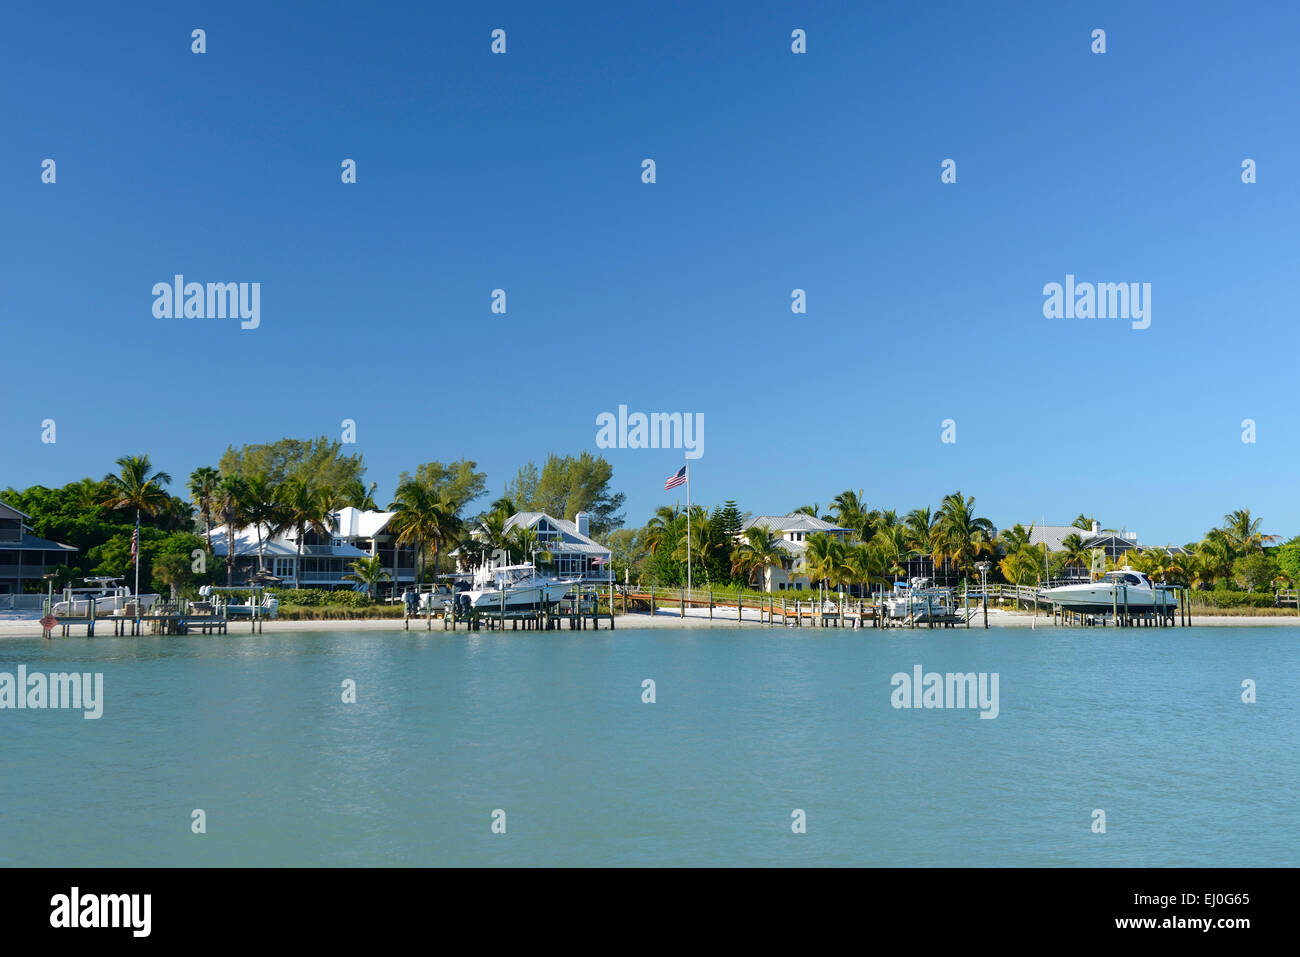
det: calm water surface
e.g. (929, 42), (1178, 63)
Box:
(1, 626), (1296, 866)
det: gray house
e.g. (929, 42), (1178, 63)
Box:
(0, 499), (77, 594)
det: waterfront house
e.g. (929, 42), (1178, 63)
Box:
(209, 507), (416, 594)
(1027, 521), (1142, 578)
(458, 511), (613, 582)
(739, 514), (853, 592)
(0, 499), (77, 595)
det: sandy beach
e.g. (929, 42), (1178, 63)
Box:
(2, 607), (1297, 637)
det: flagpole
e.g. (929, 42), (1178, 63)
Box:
(685, 463), (691, 600)
(133, 508), (141, 624)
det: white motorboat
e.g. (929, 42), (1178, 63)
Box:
(51, 577), (161, 617)
(1044, 568), (1178, 613)
(460, 563), (578, 611)
(884, 578), (956, 620)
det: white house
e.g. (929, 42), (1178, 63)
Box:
(738, 514), (852, 592)
(210, 507), (416, 593)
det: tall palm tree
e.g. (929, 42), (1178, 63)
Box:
(339, 479), (379, 510)
(241, 474), (283, 572)
(930, 491), (995, 584)
(872, 523), (912, 581)
(188, 466), (221, 552)
(279, 478), (336, 589)
(389, 480), (446, 588)
(843, 542), (882, 597)
(731, 527), (787, 591)
(1220, 509), (1277, 556)
(1072, 514), (1097, 530)
(830, 489), (872, 542)
(101, 455), (174, 595)
(216, 474), (248, 586)
(804, 532), (848, 592)
(101, 454), (173, 519)
(903, 507), (937, 558)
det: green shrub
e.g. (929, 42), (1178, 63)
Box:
(273, 588), (373, 608)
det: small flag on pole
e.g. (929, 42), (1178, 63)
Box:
(664, 466), (687, 491)
(592, 555), (608, 566)
(130, 524), (139, 562)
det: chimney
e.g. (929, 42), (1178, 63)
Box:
(1091, 520), (1100, 535)
(575, 512), (591, 538)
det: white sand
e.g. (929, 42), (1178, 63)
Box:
(2, 606), (1297, 637)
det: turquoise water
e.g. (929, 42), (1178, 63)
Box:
(1, 626), (1296, 866)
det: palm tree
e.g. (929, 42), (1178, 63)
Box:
(830, 489), (873, 542)
(872, 523), (912, 581)
(339, 479), (379, 510)
(731, 527), (787, 591)
(1059, 532), (1091, 578)
(240, 474), (283, 572)
(1195, 529), (1235, 586)
(188, 466), (221, 552)
(903, 507), (937, 558)
(343, 555), (390, 600)
(215, 474), (248, 586)
(671, 506), (716, 584)
(389, 480), (454, 588)
(792, 503), (823, 519)
(999, 546), (1039, 610)
(101, 454), (174, 595)
(843, 542), (882, 597)
(644, 505), (681, 556)
(279, 478), (336, 589)
(804, 532), (848, 592)
(1220, 509), (1278, 556)
(152, 551), (194, 600)
(101, 454), (173, 519)
(1072, 514), (1097, 531)
(930, 491), (995, 584)
(509, 525), (543, 566)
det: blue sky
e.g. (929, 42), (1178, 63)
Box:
(2, 1), (1297, 545)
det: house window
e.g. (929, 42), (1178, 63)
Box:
(274, 558), (294, 579)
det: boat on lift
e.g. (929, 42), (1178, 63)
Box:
(1044, 568), (1178, 612)
(458, 563), (579, 612)
(51, 577), (161, 617)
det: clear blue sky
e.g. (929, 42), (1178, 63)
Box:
(3, 1), (1297, 546)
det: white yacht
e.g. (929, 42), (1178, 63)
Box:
(51, 577), (161, 616)
(1045, 568), (1178, 612)
(460, 563), (578, 611)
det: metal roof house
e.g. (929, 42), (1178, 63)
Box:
(209, 507), (415, 593)
(739, 514), (852, 592)
(1026, 521), (1142, 561)
(0, 499), (77, 595)
(458, 511), (612, 582)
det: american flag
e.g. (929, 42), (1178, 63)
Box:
(130, 524), (139, 562)
(592, 555), (608, 566)
(664, 466), (687, 490)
